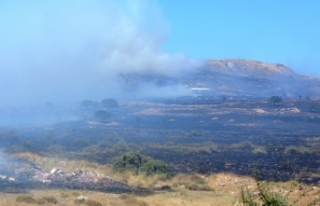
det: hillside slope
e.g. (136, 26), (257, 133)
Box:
(205, 59), (294, 78)
(121, 59), (320, 98)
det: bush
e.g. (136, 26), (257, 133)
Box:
(141, 159), (171, 176)
(241, 167), (289, 206)
(43, 196), (58, 204)
(240, 182), (288, 206)
(16, 195), (36, 204)
(112, 152), (171, 177)
(240, 186), (259, 206)
(101, 98), (119, 108)
(80, 99), (93, 108)
(94, 110), (113, 122)
(268, 96), (282, 106)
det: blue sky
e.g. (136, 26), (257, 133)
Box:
(0, 0), (319, 106)
(160, 1), (320, 76)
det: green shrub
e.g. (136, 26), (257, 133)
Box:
(240, 182), (288, 206)
(257, 181), (288, 206)
(141, 159), (171, 176)
(112, 152), (171, 177)
(240, 186), (259, 206)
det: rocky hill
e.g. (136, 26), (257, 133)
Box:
(205, 59), (295, 78)
(121, 59), (320, 98)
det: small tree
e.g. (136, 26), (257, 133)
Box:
(101, 98), (119, 108)
(268, 96), (282, 106)
(112, 152), (171, 177)
(94, 110), (113, 122)
(81, 100), (94, 108)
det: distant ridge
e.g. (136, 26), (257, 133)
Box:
(120, 59), (320, 97)
(204, 59), (295, 78)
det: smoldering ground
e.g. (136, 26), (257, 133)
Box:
(0, 0), (201, 108)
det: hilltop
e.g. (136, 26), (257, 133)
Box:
(205, 59), (295, 78)
(121, 59), (320, 98)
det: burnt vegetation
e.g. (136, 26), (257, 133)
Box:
(0, 95), (320, 204)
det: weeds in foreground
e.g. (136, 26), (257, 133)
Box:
(240, 187), (259, 206)
(240, 167), (320, 206)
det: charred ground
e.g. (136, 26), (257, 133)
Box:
(0, 60), (320, 204)
(1, 95), (319, 186)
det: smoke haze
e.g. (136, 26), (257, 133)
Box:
(0, 0), (200, 107)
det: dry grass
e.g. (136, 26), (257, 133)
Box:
(0, 177), (319, 206)
(3, 152), (319, 206)
(10, 152), (113, 174)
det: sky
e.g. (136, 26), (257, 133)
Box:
(160, 1), (320, 76)
(0, 0), (320, 106)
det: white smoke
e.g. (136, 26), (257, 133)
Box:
(0, 0), (201, 106)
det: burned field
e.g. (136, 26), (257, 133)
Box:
(0, 96), (320, 194)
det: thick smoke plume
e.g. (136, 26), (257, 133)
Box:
(0, 0), (200, 107)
